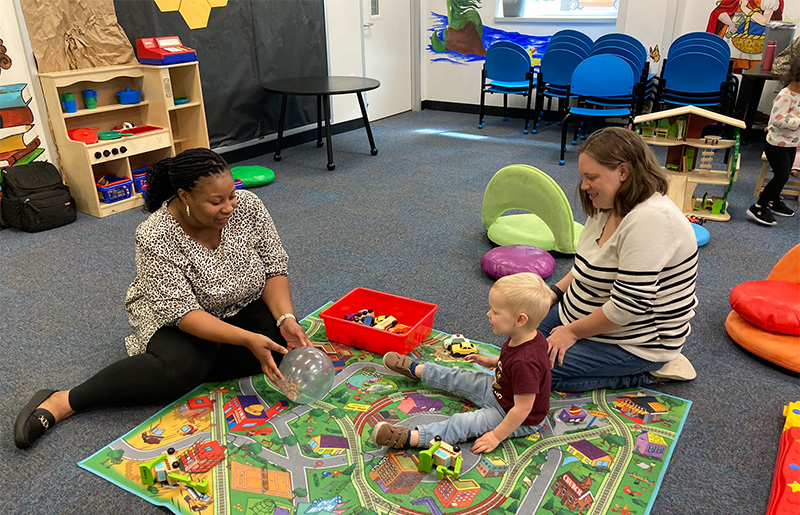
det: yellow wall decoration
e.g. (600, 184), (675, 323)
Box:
(153, 0), (228, 29)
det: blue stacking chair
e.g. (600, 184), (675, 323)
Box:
(529, 30), (592, 133)
(657, 32), (735, 113)
(590, 34), (652, 113)
(659, 52), (733, 112)
(594, 33), (648, 68)
(531, 48), (587, 133)
(478, 41), (536, 133)
(586, 46), (647, 115)
(670, 31), (730, 58)
(560, 54), (637, 165)
(550, 29), (593, 54)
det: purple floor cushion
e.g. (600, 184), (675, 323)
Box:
(481, 245), (556, 279)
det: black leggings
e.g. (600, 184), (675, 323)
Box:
(761, 143), (796, 205)
(69, 300), (286, 412)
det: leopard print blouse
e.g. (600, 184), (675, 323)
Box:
(123, 190), (288, 356)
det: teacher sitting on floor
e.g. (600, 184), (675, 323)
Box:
(542, 127), (699, 392)
(15, 148), (311, 450)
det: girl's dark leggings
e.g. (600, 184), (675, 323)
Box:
(761, 143), (797, 205)
(69, 300), (286, 411)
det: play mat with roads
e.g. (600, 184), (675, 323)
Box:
(80, 305), (691, 515)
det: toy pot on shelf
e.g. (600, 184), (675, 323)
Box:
(67, 127), (99, 144)
(116, 87), (143, 105)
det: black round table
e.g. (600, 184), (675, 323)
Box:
(264, 76), (381, 171)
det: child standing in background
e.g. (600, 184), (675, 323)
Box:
(747, 46), (800, 226)
(371, 273), (552, 454)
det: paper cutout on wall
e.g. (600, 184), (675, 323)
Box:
(154, 0), (229, 30)
(0, 83), (42, 169)
(0, 38), (11, 76)
(428, 11), (550, 72)
(706, 0), (785, 72)
(0, 27), (45, 169)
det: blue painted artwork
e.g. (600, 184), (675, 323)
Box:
(428, 11), (551, 69)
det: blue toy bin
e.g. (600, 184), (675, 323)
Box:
(116, 87), (143, 105)
(131, 166), (150, 193)
(96, 175), (133, 203)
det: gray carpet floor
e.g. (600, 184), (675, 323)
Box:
(2, 109), (798, 514)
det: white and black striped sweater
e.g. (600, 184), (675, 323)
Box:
(559, 193), (699, 363)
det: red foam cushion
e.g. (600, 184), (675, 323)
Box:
(729, 280), (800, 336)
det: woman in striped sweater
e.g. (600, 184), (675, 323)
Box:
(542, 127), (699, 392)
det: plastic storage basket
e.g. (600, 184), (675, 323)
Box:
(320, 287), (438, 355)
(96, 176), (133, 203)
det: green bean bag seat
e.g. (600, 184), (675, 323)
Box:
(481, 164), (583, 254)
(231, 165), (275, 187)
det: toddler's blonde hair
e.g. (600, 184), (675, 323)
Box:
(492, 272), (551, 327)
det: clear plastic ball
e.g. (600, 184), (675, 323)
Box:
(276, 347), (335, 404)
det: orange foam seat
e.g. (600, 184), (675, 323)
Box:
(725, 311), (800, 373)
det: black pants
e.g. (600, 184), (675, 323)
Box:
(69, 300), (286, 411)
(761, 143), (796, 205)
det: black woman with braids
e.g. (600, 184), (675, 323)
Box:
(15, 148), (311, 449)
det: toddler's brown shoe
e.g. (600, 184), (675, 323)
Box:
(372, 421), (411, 449)
(383, 351), (419, 381)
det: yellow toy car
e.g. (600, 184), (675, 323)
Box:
(443, 334), (477, 357)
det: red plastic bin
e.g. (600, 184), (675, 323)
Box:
(320, 287), (438, 355)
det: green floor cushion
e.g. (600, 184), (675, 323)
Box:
(487, 214), (583, 251)
(231, 165), (275, 187)
(481, 164), (583, 254)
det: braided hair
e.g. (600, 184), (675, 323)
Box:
(144, 148), (230, 212)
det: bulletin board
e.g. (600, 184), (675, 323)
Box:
(114, 0), (328, 149)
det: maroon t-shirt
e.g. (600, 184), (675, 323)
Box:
(491, 331), (551, 426)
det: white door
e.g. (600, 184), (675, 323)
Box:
(361, 0), (413, 120)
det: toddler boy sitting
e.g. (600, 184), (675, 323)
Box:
(372, 273), (552, 454)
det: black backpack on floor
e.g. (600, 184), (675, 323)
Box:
(1, 162), (77, 232)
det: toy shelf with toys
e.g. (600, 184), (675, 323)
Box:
(634, 106), (746, 222)
(38, 62), (209, 218)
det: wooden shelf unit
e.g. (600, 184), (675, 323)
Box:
(39, 62), (209, 218)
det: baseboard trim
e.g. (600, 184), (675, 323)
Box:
(222, 118), (366, 165)
(421, 100), (532, 120)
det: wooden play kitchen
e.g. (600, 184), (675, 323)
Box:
(39, 62), (209, 217)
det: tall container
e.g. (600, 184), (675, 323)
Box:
(763, 21), (796, 63)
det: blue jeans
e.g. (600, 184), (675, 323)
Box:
(539, 304), (666, 392)
(415, 363), (543, 447)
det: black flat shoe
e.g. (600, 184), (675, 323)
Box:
(14, 389), (57, 449)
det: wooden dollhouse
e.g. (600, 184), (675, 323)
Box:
(634, 106), (746, 222)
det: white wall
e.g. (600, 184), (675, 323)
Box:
(616, 0), (679, 75)
(325, 0), (366, 123)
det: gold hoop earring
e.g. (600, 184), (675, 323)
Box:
(185, 203), (191, 218)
